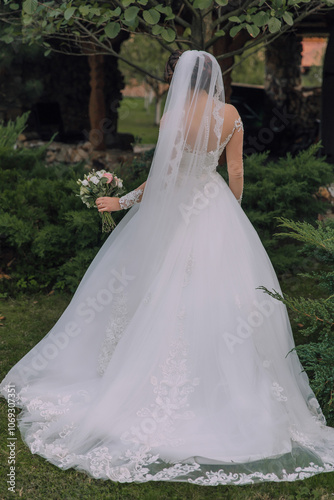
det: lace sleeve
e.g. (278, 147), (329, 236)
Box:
(119, 184), (145, 210)
(226, 116), (244, 205)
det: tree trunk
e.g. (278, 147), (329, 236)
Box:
(264, 33), (304, 155)
(321, 13), (334, 163)
(88, 53), (106, 151)
(213, 31), (250, 103)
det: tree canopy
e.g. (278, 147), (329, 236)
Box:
(1, 0), (333, 80)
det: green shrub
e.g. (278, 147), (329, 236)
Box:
(0, 112), (30, 153)
(218, 144), (333, 273)
(261, 218), (334, 426)
(1, 112), (333, 295)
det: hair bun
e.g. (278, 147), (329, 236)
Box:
(164, 50), (184, 84)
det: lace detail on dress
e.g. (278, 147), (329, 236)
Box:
(119, 188), (144, 210)
(212, 93), (224, 140)
(271, 382), (288, 402)
(6, 385), (334, 484)
(121, 306), (200, 448)
(183, 254), (195, 287)
(188, 463), (334, 486)
(97, 293), (128, 375)
(218, 116), (243, 155)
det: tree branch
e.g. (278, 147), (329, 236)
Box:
(75, 20), (165, 81)
(182, 0), (200, 19)
(214, 1), (324, 61)
(212, 0), (256, 29)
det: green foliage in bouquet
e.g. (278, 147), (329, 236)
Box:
(260, 218), (334, 426)
(218, 144), (334, 273)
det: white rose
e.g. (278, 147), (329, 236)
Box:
(117, 179), (123, 188)
(90, 176), (99, 185)
(97, 170), (105, 177)
(82, 179), (89, 186)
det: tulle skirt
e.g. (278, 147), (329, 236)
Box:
(1, 172), (334, 485)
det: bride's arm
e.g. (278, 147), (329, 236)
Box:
(225, 115), (244, 204)
(96, 181), (146, 212)
(119, 181), (146, 209)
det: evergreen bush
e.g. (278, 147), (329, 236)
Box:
(0, 114), (333, 295)
(261, 217), (334, 426)
(218, 144), (333, 273)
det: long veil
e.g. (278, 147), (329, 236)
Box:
(0, 50), (226, 388)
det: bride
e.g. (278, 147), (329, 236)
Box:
(1, 50), (334, 485)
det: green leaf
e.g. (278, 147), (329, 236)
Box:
(252, 11), (270, 26)
(78, 5), (91, 16)
(44, 49), (52, 56)
(142, 8), (160, 25)
(193, 0), (212, 8)
(152, 24), (163, 35)
(246, 24), (260, 38)
(122, 0), (135, 6)
(229, 16), (241, 23)
(268, 17), (282, 33)
(47, 8), (61, 18)
(155, 4), (168, 13)
(183, 27), (192, 38)
(124, 6), (140, 22)
(9, 3), (20, 10)
(105, 22), (121, 38)
(113, 7), (122, 16)
(0, 34), (14, 44)
(89, 8), (101, 17)
(64, 7), (76, 21)
(283, 11), (294, 25)
(229, 24), (243, 37)
(122, 16), (139, 28)
(22, 14), (33, 25)
(215, 0), (228, 6)
(22, 0), (37, 15)
(215, 29), (225, 37)
(154, 5), (174, 19)
(137, 0), (148, 4)
(161, 27), (176, 43)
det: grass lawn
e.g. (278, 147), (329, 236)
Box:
(118, 97), (161, 144)
(0, 293), (334, 499)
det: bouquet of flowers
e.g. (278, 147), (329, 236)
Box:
(77, 169), (124, 232)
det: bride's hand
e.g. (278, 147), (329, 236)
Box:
(96, 197), (121, 212)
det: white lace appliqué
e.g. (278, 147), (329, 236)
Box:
(271, 382), (288, 402)
(5, 380), (334, 484)
(183, 254), (195, 287)
(119, 187), (144, 210)
(97, 293), (128, 375)
(218, 116), (244, 155)
(121, 306), (200, 448)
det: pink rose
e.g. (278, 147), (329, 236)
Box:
(103, 173), (113, 183)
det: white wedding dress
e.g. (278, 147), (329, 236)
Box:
(1, 51), (334, 486)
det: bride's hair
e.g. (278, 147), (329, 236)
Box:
(164, 50), (213, 92)
(164, 50), (184, 84)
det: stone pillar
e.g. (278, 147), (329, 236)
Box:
(88, 53), (106, 150)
